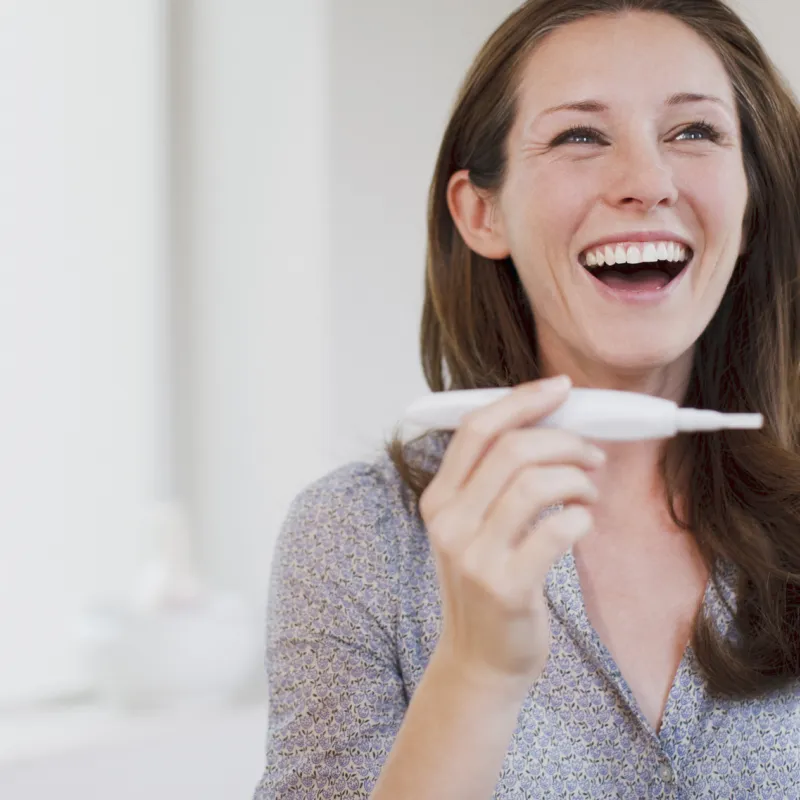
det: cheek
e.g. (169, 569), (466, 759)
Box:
(680, 159), (748, 253)
(503, 168), (594, 260)
(681, 170), (748, 318)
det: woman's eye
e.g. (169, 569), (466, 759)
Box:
(674, 122), (721, 142)
(551, 127), (605, 146)
(549, 122), (722, 148)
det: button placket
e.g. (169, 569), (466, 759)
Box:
(658, 762), (674, 783)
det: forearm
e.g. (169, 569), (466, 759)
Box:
(369, 650), (528, 800)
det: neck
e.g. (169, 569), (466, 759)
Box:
(588, 438), (669, 517)
(579, 437), (696, 556)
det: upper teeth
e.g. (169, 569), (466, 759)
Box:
(582, 241), (690, 268)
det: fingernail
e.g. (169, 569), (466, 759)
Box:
(542, 375), (571, 392)
(589, 447), (606, 466)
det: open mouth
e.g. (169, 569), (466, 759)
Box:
(579, 241), (693, 291)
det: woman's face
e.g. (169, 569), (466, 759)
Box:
(494, 12), (749, 393)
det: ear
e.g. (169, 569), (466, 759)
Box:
(446, 169), (511, 260)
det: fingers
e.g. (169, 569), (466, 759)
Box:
(417, 379), (605, 683)
(459, 465), (598, 575)
(456, 428), (605, 527)
(462, 506), (595, 615)
(513, 505), (594, 588)
(421, 376), (573, 519)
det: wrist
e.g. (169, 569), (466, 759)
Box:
(427, 644), (533, 710)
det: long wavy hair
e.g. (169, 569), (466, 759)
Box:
(385, 0), (800, 700)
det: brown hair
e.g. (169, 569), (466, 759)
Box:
(386, 0), (800, 699)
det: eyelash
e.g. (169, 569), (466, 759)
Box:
(551, 121), (723, 147)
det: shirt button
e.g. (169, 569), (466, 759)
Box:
(658, 763), (674, 782)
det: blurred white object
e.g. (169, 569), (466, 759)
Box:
(77, 501), (259, 710)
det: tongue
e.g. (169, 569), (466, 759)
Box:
(597, 268), (671, 291)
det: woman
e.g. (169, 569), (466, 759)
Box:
(255, 0), (800, 797)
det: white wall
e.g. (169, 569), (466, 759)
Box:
(178, 0), (522, 612)
(173, 0), (330, 613)
(0, 0), (165, 705)
(730, 0), (800, 85)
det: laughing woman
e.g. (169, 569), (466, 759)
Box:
(255, 1), (800, 798)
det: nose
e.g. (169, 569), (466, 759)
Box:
(604, 142), (678, 212)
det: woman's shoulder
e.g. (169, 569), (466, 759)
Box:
(273, 431), (450, 563)
(268, 431), (450, 613)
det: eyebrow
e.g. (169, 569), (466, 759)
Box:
(666, 92), (732, 112)
(535, 92), (733, 120)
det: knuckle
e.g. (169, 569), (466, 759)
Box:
(423, 502), (448, 538)
(418, 486), (436, 521)
(521, 467), (543, 497)
(562, 463), (585, 481)
(426, 507), (471, 558)
(513, 467), (542, 504)
(430, 530), (458, 560)
(461, 412), (493, 441)
(541, 427), (579, 449)
(497, 431), (528, 464)
(562, 430), (589, 450)
(528, 464), (562, 493)
(538, 429), (594, 461)
(427, 518), (455, 553)
(577, 471), (599, 499)
(562, 465), (597, 494)
(581, 438), (602, 457)
(559, 428), (582, 444)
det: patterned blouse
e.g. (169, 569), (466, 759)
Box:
(254, 432), (800, 799)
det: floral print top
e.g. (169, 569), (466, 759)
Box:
(254, 433), (800, 799)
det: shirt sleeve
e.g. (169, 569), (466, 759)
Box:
(253, 462), (408, 800)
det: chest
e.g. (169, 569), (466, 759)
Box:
(574, 542), (710, 732)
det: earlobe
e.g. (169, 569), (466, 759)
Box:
(446, 169), (511, 260)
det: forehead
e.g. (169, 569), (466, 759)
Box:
(516, 11), (736, 116)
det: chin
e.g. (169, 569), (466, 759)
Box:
(586, 339), (691, 376)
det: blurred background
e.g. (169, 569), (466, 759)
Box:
(0, 0), (796, 797)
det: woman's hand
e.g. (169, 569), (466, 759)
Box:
(419, 375), (606, 695)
